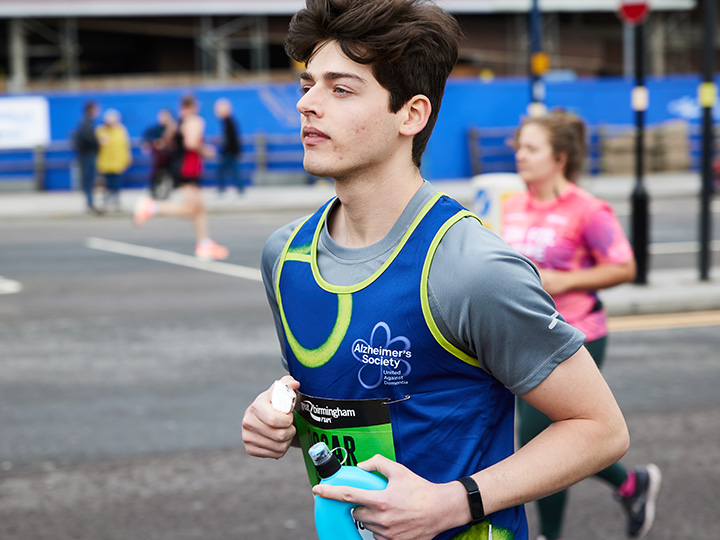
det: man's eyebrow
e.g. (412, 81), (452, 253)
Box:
(300, 71), (367, 84)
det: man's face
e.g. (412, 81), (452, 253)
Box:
(296, 41), (404, 180)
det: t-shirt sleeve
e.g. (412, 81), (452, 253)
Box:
(582, 202), (635, 265)
(427, 216), (586, 395)
(261, 217), (306, 369)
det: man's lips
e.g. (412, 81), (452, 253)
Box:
(302, 127), (329, 144)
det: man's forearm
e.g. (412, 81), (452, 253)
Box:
(472, 415), (628, 516)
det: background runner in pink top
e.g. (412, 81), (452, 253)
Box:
(501, 110), (661, 540)
(503, 182), (633, 341)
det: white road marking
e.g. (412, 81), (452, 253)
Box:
(86, 237), (262, 282)
(0, 276), (23, 295)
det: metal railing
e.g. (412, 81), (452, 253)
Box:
(468, 121), (712, 177)
(0, 132), (307, 190)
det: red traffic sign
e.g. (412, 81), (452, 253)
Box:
(619, 1), (650, 25)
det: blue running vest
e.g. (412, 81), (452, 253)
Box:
(277, 192), (527, 540)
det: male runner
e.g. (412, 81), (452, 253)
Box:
(242, 2), (629, 539)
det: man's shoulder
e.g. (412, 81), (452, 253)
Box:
(430, 213), (536, 291)
(439, 212), (509, 254)
(262, 216), (308, 262)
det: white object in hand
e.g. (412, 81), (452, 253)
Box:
(271, 380), (296, 413)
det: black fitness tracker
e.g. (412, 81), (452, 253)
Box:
(457, 476), (486, 525)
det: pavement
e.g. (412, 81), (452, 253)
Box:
(1, 171), (718, 317)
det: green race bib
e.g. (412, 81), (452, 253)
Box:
(294, 392), (396, 486)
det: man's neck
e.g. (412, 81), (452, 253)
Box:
(328, 167), (424, 248)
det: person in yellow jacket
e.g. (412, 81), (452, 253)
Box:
(96, 109), (132, 212)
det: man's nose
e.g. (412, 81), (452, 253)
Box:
(297, 87), (320, 117)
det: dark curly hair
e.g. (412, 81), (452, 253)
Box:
(285, 0), (462, 168)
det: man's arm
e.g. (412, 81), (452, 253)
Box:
(314, 346), (629, 540)
(469, 345), (628, 514)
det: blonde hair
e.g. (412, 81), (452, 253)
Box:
(103, 109), (121, 124)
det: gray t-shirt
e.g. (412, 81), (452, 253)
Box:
(261, 181), (585, 395)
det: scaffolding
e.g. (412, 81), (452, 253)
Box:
(196, 16), (269, 82)
(8, 18), (80, 92)
(3, 2), (707, 92)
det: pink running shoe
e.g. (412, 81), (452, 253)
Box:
(195, 240), (229, 261)
(134, 197), (156, 227)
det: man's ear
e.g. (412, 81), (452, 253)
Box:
(399, 95), (432, 137)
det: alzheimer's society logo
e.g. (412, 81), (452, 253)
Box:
(351, 322), (412, 389)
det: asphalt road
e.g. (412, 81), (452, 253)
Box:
(1, 206), (719, 540)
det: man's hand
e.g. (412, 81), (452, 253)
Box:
(242, 375), (300, 459)
(312, 455), (468, 540)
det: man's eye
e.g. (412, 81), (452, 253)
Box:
(334, 87), (350, 95)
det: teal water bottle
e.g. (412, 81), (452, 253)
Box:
(309, 441), (388, 540)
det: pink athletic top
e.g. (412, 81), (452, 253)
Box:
(502, 183), (634, 341)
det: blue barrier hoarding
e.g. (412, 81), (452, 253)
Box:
(0, 74), (714, 189)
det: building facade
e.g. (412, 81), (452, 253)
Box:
(0, 0), (709, 92)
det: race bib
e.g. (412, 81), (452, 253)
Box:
(294, 392), (498, 540)
(294, 391), (396, 486)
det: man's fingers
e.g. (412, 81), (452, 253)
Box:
(244, 440), (293, 459)
(351, 506), (388, 534)
(277, 375), (300, 391)
(241, 384), (298, 459)
(242, 412), (296, 442)
(357, 454), (403, 478)
(242, 421), (296, 458)
(312, 484), (382, 508)
(311, 454), (399, 501)
(246, 397), (294, 429)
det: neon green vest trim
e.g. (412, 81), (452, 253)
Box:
(311, 192), (443, 294)
(276, 192), (456, 369)
(275, 212), (350, 368)
(283, 292), (353, 368)
(420, 209), (484, 369)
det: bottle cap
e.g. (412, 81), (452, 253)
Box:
(270, 380), (296, 413)
(308, 441), (341, 478)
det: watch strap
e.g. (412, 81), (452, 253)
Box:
(457, 476), (485, 525)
